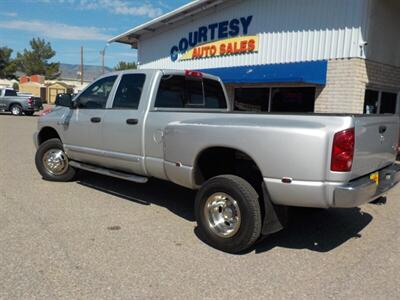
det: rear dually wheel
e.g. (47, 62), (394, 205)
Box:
(195, 175), (262, 253)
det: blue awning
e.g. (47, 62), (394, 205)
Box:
(199, 60), (327, 85)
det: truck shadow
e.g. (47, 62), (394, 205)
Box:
(76, 171), (196, 222)
(252, 207), (372, 254)
(76, 171), (373, 254)
(0, 112), (39, 117)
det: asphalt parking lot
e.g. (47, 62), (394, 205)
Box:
(1, 113), (400, 299)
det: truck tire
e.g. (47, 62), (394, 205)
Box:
(195, 175), (262, 253)
(35, 138), (76, 182)
(10, 104), (22, 116)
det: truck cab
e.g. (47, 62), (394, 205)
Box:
(36, 69), (229, 178)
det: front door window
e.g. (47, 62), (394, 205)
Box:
(76, 75), (117, 109)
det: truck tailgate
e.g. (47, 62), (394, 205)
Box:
(32, 97), (43, 109)
(351, 115), (399, 179)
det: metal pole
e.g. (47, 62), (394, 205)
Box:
(80, 46), (84, 85)
(101, 44), (109, 75)
(101, 50), (105, 74)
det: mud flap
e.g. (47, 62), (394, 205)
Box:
(261, 182), (286, 235)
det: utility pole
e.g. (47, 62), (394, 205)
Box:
(100, 49), (105, 74)
(100, 44), (109, 74)
(80, 46), (84, 85)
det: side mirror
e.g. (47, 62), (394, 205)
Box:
(55, 94), (73, 108)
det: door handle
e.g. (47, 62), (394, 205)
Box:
(126, 118), (139, 125)
(90, 117), (101, 123)
(379, 125), (387, 134)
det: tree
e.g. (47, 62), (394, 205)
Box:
(16, 38), (60, 79)
(0, 47), (17, 79)
(12, 82), (19, 91)
(114, 61), (137, 71)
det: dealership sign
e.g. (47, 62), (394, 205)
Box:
(180, 36), (258, 61)
(170, 15), (253, 61)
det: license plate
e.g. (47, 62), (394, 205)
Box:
(370, 172), (379, 185)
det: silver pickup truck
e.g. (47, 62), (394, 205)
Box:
(33, 69), (400, 253)
(0, 88), (43, 116)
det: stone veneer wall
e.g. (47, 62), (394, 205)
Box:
(315, 58), (400, 113)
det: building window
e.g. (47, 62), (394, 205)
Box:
(380, 92), (397, 114)
(270, 87), (315, 113)
(364, 90), (379, 114)
(234, 88), (270, 112)
(234, 87), (315, 113)
(364, 89), (398, 114)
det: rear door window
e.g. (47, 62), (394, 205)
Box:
(113, 74), (146, 109)
(155, 75), (227, 109)
(4, 89), (17, 96)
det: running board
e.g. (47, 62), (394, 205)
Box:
(69, 161), (148, 183)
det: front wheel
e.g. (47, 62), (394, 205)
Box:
(35, 138), (76, 181)
(195, 175), (262, 253)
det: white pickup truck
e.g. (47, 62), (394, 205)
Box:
(34, 69), (400, 253)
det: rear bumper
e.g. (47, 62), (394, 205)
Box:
(333, 164), (400, 208)
(264, 163), (400, 208)
(25, 105), (43, 112)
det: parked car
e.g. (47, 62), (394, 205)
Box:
(0, 88), (43, 116)
(33, 69), (400, 253)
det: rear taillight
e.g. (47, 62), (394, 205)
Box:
(27, 97), (33, 105)
(331, 128), (355, 172)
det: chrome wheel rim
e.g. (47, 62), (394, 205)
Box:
(42, 149), (69, 175)
(204, 192), (241, 238)
(11, 106), (21, 115)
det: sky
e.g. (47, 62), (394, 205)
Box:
(0, 0), (190, 68)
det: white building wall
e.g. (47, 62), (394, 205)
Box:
(138, 0), (368, 70)
(366, 0), (400, 67)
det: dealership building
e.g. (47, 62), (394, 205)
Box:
(110, 0), (400, 114)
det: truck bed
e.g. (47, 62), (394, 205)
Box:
(163, 113), (398, 208)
